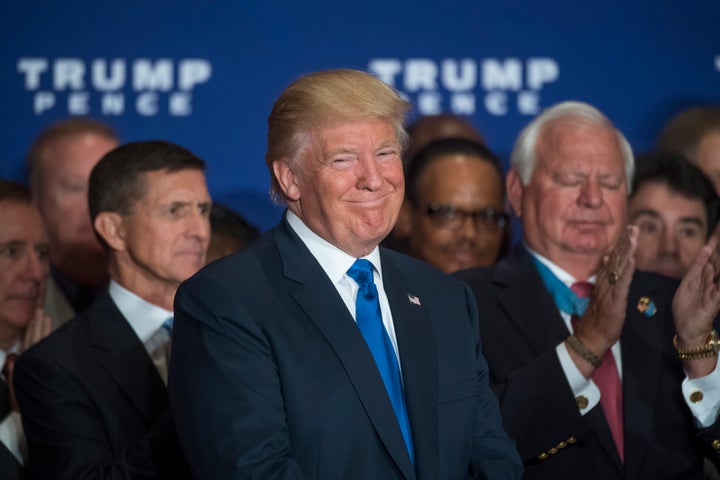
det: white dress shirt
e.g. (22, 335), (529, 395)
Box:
(286, 211), (402, 365)
(108, 280), (173, 356)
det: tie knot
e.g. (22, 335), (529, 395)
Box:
(347, 259), (375, 287)
(571, 281), (594, 299)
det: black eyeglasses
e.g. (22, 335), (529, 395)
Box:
(424, 203), (509, 232)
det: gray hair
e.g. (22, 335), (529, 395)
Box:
(510, 101), (634, 191)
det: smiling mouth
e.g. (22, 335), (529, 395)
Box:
(351, 195), (392, 207)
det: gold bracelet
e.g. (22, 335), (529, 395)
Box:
(673, 330), (720, 360)
(566, 335), (602, 368)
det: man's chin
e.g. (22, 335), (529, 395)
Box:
(646, 263), (685, 279)
(563, 242), (610, 257)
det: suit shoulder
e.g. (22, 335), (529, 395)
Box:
(382, 248), (463, 285)
(453, 264), (500, 292)
(183, 235), (272, 287)
(380, 249), (476, 306)
(17, 310), (91, 369)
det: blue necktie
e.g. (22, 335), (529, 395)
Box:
(163, 317), (174, 335)
(347, 259), (414, 464)
(530, 255), (589, 316)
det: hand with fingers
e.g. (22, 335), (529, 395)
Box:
(672, 238), (720, 378)
(567, 225), (638, 378)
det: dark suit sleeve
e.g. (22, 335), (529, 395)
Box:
(463, 284), (524, 479)
(169, 273), (308, 479)
(492, 348), (586, 461)
(13, 351), (185, 480)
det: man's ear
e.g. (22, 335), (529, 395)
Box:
(394, 201), (413, 239)
(506, 168), (524, 218)
(273, 159), (301, 202)
(94, 212), (126, 252)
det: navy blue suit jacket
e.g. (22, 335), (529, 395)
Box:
(13, 292), (190, 479)
(169, 218), (523, 479)
(455, 246), (719, 480)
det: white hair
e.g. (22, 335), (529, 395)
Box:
(510, 101), (634, 191)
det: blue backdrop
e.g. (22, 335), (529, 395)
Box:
(3, 1), (719, 230)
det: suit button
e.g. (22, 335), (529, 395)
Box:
(690, 391), (704, 403)
(557, 441), (567, 449)
(567, 437), (578, 444)
(548, 447), (558, 455)
(538, 453), (549, 460)
(576, 395), (589, 409)
(712, 439), (720, 450)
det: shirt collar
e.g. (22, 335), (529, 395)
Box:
(286, 210), (383, 284)
(525, 244), (596, 287)
(108, 280), (173, 343)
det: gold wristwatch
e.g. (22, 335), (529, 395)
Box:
(673, 330), (720, 360)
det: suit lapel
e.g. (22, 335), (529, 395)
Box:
(381, 251), (438, 480)
(494, 248), (571, 353)
(88, 292), (168, 421)
(275, 221), (416, 480)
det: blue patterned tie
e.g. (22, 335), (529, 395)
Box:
(347, 259), (414, 463)
(163, 317), (174, 335)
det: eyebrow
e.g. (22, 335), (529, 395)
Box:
(0, 240), (26, 247)
(325, 141), (400, 159)
(677, 217), (705, 227)
(629, 209), (661, 221)
(630, 209), (705, 227)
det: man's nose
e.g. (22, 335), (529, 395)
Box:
(578, 180), (603, 208)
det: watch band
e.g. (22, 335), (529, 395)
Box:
(566, 334), (603, 368)
(673, 330), (720, 360)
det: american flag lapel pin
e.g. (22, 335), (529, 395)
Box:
(407, 293), (421, 306)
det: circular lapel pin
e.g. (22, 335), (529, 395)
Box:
(637, 296), (656, 317)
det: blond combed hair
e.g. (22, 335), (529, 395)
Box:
(266, 69), (410, 203)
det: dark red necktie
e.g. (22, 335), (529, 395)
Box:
(571, 282), (624, 462)
(1, 353), (17, 380)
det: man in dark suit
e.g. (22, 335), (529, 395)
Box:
(0, 180), (52, 480)
(169, 69), (523, 479)
(14, 141), (212, 479)
(455, 101), (720, 479)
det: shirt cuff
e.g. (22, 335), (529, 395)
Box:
(0, 411), (25, 464)
(682, 358), (720, 428)
(557, 341), (600, 415)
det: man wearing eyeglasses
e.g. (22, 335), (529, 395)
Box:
(394, 138), (509, 273)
